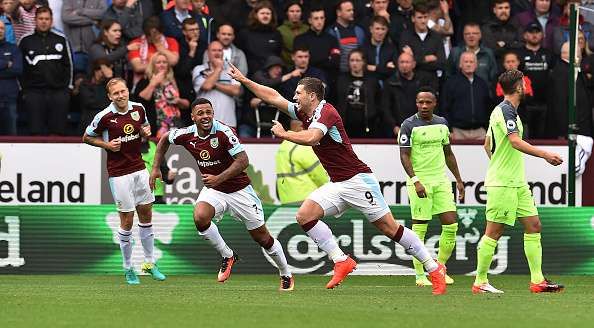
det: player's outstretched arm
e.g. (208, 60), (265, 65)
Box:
(484, 135), (492, 159)
(400, 147), (427, 198)
(507, 133), (563, 166)
(227, 62), (290, 114)
(82, 132), (120, 152)
(271, 120), (324, 146)
(444, 145), (465, 201)
(202, 151), (249, 188)
(150, 133), (171, 190)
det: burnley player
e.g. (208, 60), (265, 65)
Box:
(398, 87), (464, 287)
(228, 64), (447, 294)
(83, 78), (166, 285)
(150, 98), (294, 291)
(473, 70), (564, 294)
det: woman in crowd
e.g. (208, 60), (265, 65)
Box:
(89, 19), (134, 81)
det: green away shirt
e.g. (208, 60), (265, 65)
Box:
(398, 114), (450, 184)
(485, 100), (526, 187)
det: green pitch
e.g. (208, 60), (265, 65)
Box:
(1, 275), (592, 327)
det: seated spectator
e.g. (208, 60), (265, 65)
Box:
(12, 0), (39, 43)
(381, 52), (433, 137)
(553, 0), (594, 55)
(203, 24), (248, 76)
(0, 19), (21, 135)
(447, 22), (498, 89)
(77, 58), (112, 133)
(280, 47), (327, 99)
(0, 0), (17, 44)
(481, 0), (522, 65)
(192, 40), (241, 127)
(327, 0), (366, 73)
(102, 0), (143, 42)
(293, 7), (340, 99)
(427, 0), (453, 58)
(61, 0), (107, 74)
(135, 51), (189, 138)
(336, 49), (380, 138)
(362, 15), (396, 85)
(440, 51), (492, 140)
(19, 6), (73, 136)
(128, 16), (179, 85)
(517, 21), (555, 139)
(512, 0), (559, 50)
(89, 19), (133, 81)
(277, 0), (308, 65)
(174, 17), (204, 126)
(399, 3), (445, 91)
(237, 1), (282, 74)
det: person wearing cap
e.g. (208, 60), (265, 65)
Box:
(275, 120), (329, 204)
(512, 0), (559, 50)
(517, 21), (555, 139)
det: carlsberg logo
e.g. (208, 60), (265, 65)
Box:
(263, 208), (509, 275)
(0, 216), (25, 267)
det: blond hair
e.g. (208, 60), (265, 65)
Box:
(105, 77), (127, 94)
(145, 52), (175, 83)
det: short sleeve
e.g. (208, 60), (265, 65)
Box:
(398, 121), (412, 147)
(441, 118), (450, 145)
(309, 107), (338, 135)
(287, 102), (299, 120)
(85, 112), (105, 137)
(501, 106), (519, 135)
(168, 128), (185, 144)
(223, 128), (244, 156)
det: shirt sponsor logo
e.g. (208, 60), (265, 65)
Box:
(200, 150), (210, 160)
(197, 160), (222, 167)
(123, 124), (134, 134)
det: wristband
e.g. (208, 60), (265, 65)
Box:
(411, 176), (419, 183)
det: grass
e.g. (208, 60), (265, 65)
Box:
(1, 275), (592, 328)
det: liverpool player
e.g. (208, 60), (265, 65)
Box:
(150, 98), (294, 291)
(83, 78), (166, 285)
(228, 64), (447, 294)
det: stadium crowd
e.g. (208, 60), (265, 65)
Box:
(0, 0), (593, 142)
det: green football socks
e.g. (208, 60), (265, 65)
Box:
(411, 223), (428, 276)
(475, 235), (498, 284)
(524, 233), (545, 284)
(438, 223), (458, 265)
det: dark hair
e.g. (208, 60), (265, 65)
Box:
(413, 3), (430, 15)
(348, 48), (366, 63)
(91, 58), (112, 72)
(247, 1), (277, 29)
(96, 19), (121, 44)
(309, 6), (325, 18)
(182, 17), (198, 29)
(416, 86), (437, 98)
(335, 0), (353, 12)
(292, 45), (310, 53)
(297, 77), (325, 101)
(217, 23), (234, 33)
(498, 69), (524, 95)
(35, 5), (52, 17)
(464, 21), (481, 29)
(284, 0), (302, 13)
(370, 15), (389, 28)
(191, 97), (214, 110)
(492, 0), (510, 7)
(143, 16), (163, 36)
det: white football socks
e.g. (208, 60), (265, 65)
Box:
(138, 223), (155, 263)
(198, 222), (234, 258)
(117, 228), (132, 270)
(305, 220), (347, 263)
(265, 238), (291, 277)
(397, 226), (438, 273)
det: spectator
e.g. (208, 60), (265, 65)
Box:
(203, 24), (248, 76)
(175, 17), (204, 126)
(447, 22), (498, 89)
(19, 6), (73, 135)
(61, 0), (107, 73)
(517, 21), (555, 139)
(389, 0), (414, 45)
(362, 15), (396, 85)
(452, 0), (492, 42)
(190, 0), (215, 44)
(481, 0), (522, 64)
(552, 0), (594, 55)
(0, 19), (21, 135)
(11, 0), (39, 44)
(399, 3), (445, 91)
(280, 47), (327, 99)
(336, 49), (380, 137)
(277, 1), (308, 65)
(293, 7), (340, 98)
(275, 120), (329, 205)
(128, 16), (179, 85)
(77, 58), (112, 133)
(427, 0), (454, 58)
(510, 0), (533, 16)
(578, 29), (594, 107)
(192, 40), (241, 127)
(0, 0), (17, 44)
(102, 0), (143, 42)
(360, 0), (391, 34)
(440, 51), (492, 140)
(512, 0), (559, 50)
(160, 0), (208, 52)
(136, 52), (189, 138)
(547, 42), (593, 175)
(327, 0), (366, 73)
(381, 52), (433, 137)
(211, 0), (256, 32)
(89, 19), (132, 81)
(237, 1), (282, 75)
